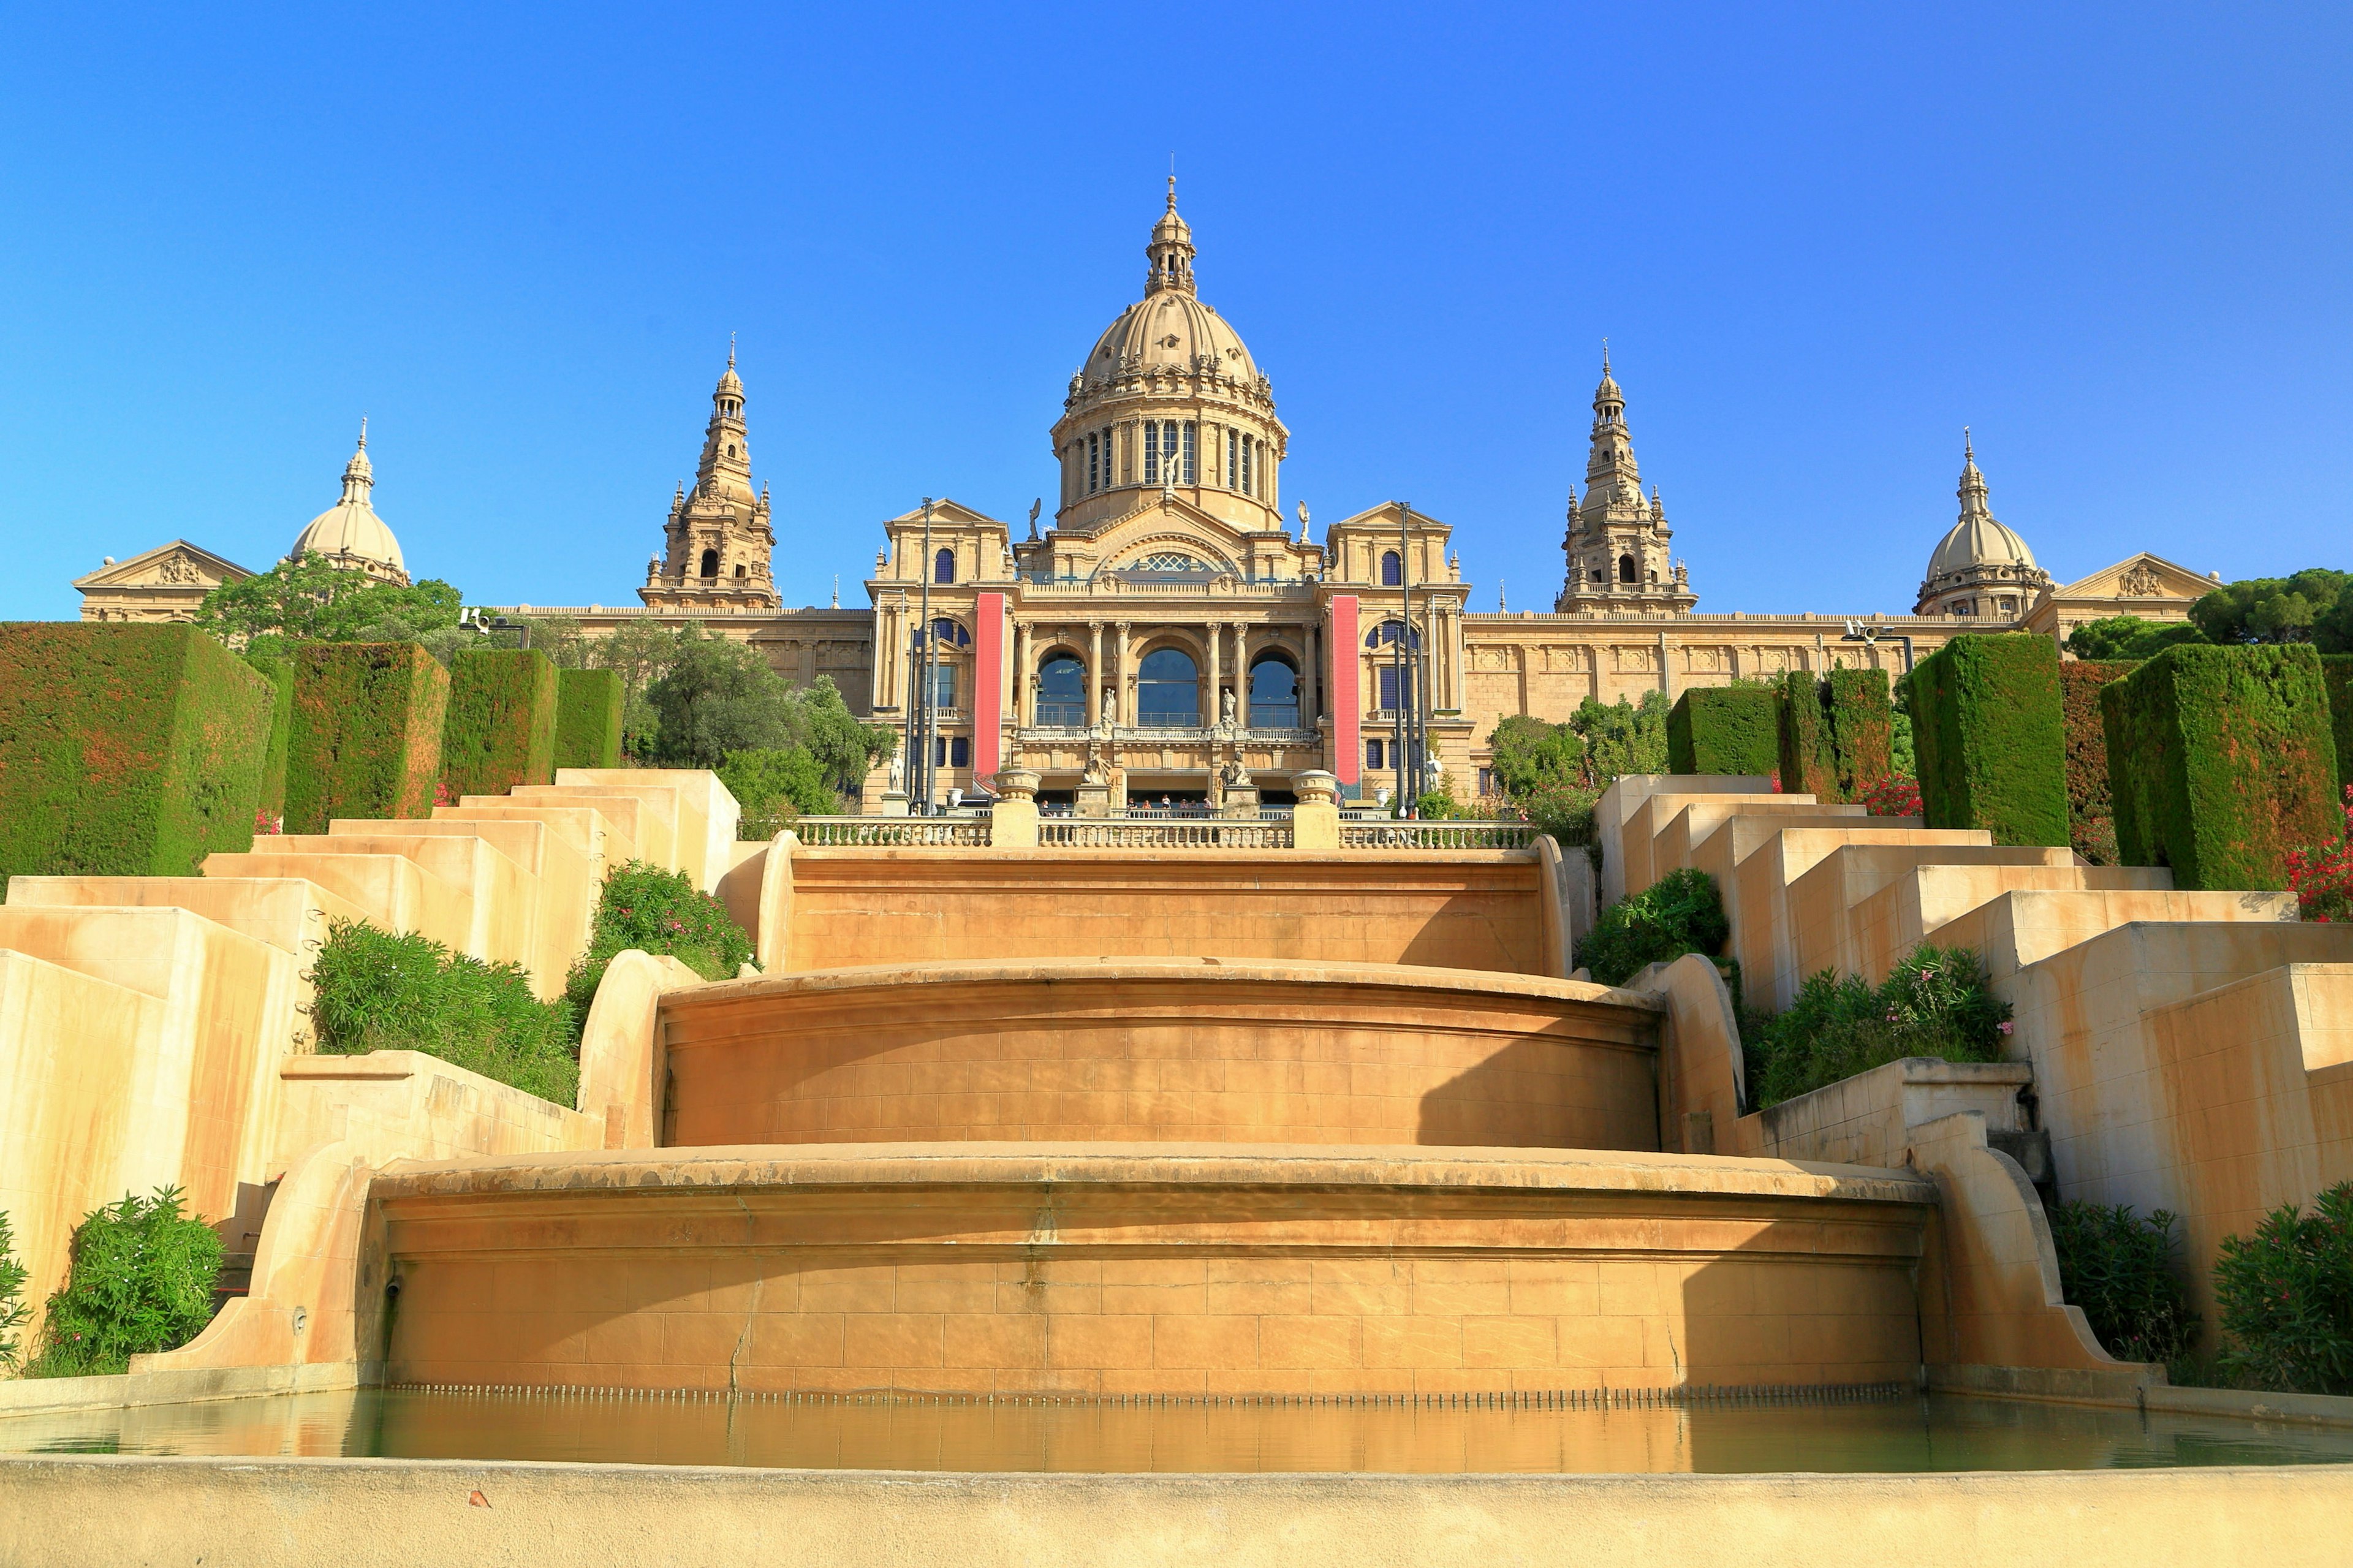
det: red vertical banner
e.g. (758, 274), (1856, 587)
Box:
(974, 591), (1006, 782)
(1329, 594), (1360, 787)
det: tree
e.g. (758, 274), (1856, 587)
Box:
(2189, 569), (2353, 653)
(719, 747), (836, 832)
(1571, 690), (1670, 784)
(646, 626), (800, 767)
(195, 555), (464, 662)
(587, 620), (688, 756)
(2065, 615), (2207, 662)
(1488, 714), (1583, 798)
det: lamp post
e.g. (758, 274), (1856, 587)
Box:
(914, 499), (937, 814)
(1840, 619), (1914, 676)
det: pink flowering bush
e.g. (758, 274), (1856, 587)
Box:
(2285, 785), (2353, 923)
(1746, 944), (2013, 1108)
(1863, 774), (1923, 819)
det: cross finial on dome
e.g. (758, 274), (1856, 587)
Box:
(357, 414), (368, 450)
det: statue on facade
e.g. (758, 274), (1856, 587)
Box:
(1219, 687), (1237, 726)
(887, 751), (905, 790)
(1220, 754), (1253, 790)
(1082, 750), (1108, 786)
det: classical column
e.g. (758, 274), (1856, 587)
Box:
(1115, 622), (1132, 725)
(1012, 621), (1031, 727)
(1234, 622), (1251, 724)
(1306, 619), (1321, 721)
(1206, 619), (1222, 725)
(1087, 622), (1104, 727)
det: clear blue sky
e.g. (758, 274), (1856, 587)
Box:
(3, 4), (2347, 622)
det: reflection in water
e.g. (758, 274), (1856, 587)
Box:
(4, 1390), (2352, 1474)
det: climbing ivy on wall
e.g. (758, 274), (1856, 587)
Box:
(2102, 642), (2342, 890)
(283, 642), (450, 834)
(0, 623), (271, 880)
(441, 648), (558, 800)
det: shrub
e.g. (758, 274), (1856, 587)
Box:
(2066, 615), (2204, 662)
(2211, 1180), (2353, 1396)
(721, 747), (835, 839)
(1908, 633), (2070, 847)
(440, 648), (558, 800)
(1825, 668), (1895, 800)
(2287, 786), (2353, 922)
(0, 1209), (28, 1373)
(2058, 660), (2136, 865)
(564, 861), (757, 1026)
(1577, 868), (1729, 987)
(308, 918), (578, 1104)
(2102, 643), (2343, 889)
(1862, 774), (1922, 817)
(2190, 567), (2353, 651)
(1667, 686), (1780, 776)
(1776, 670), (1837, 801)
(2322, 654), (2353, 797)
(2045, 1201), (2200, 1364)
(554, 668), (625, 770)
(26, 1187), (222, 1379)
(1746, 945), (2012, 1108)
(0, 623), (273, 881)
(284, 642), (450, 833)
(246, 654), (297, 819)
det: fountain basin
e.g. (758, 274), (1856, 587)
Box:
(373, 1144), (1932, 1398)
(659, 960), (1664, 1149)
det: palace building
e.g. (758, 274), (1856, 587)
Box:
(77, 184), (2221, 808)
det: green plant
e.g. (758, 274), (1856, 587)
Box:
(564, 860), (757, 1026)
(308, 918), (579, 1104)
(2066, 615), (2206, 662)
(245, 654), (297, 819)
(1571, 691), (1670, 783)
(2321, 654), (2353, 797)
(2058, 660), (2136, 865)
(195, 554), (464, 656)
(1488, 714), (1583, 798)
(0, 623), (274, 881)
(2101, 643), (2343, 889)
(440, 648), (558, 800)
(283, 642), (451, 833)
(2189, 568), (2353, 653)
(553, 668), (625, 770)
(1824, 668), (1894, 800)
(1666, 686), (1781, 777)
(1746, 945), (2012, 1108)
(2211, 1180), (2353, 1396)
(26, 1187), (222, 1379)
(1576, 868), (1729, 987)
(1776, 670), (1838, 800)
(721, 747), (836, 838)
(2045, 1201), (2199, 1364)
(0, 1209), (28, 1374)
(1908, 633), (2070, 847)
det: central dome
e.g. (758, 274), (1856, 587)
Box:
(290, 423), (409, 586)
(1076, 290), (1260, 393)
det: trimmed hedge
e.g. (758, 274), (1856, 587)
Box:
(2324, 654), (2353, 797)
(1667, 686), (1780, 776)
(1775, 668), (1894, 803)
(2102, 643), (2342, 890)
(2059, 660), (2137, 865)
(441, 649), (558, 800)
(1908, 633), (2069, 847)
(1825, 667), (1894, 800)
(247, 655), (297, 818)
(284, 642), (450, 835)
(0, 623), (271, 879)
(555, 667), (624, 770)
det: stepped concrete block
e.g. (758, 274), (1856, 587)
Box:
(330, 816), (591, 999)
(1621, 792), (1820, 901)
(1934, 887), (2298, 993)
(249, 833), (528, 972)
(1785, 846), (2083, 990)
(203, 849), (463, 953)
(553, 768), (738, 892)
(1648, 798), (1869, 898)
(2, 873), (367, 962)
(513, 785), (669, 871)
(1593, 775), (1773, 906)
(0, 904), (299, 1274)
(272, 1051), (603, 1172)
(1843, 862), (2176, 988)
(440, 798), (640, 884)
(0, 948), (166, 1331)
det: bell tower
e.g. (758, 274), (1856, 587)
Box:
(1553, 352), (1696, 615)
(641, 345), (780, 610)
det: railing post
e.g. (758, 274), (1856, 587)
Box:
(1292, 770), (1340, 850)
(989, 767), (1039, 849)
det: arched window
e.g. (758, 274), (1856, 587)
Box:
(1363, 620), (1422, 650)
(928, 618), (971, 648)
(1137, 647), (1200, 729)
(1381, 550), (1403, 586)
(726, 444), (736, 456)
(1618, 555), (1637, 584)
(1036, 655), (1086, 727)
(699, 548), (719, 578)
(1248, 655), (1299, 730)
(934, 548), (956, 584)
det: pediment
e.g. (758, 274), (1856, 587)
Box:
(1086, 495), (1268, 577)
(72, 539), (258, 591)
(885, 497), (1004, 529)
(2055, 552), (2215, 601)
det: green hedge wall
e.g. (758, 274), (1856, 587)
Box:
(0, 623), (272, 879)
(1777, 670), (1836, 799)
(2102, 643), (2342, 890)
(1825, 667), (1894, 800)
(2059, 659), (2137, 865)
(246, 655), (297, 819)
(1666, 686), (1780, 776)
(1908, 633), (2069, 847)
(441, 649), (558, 800)
(554, 668), (624, 770)
(284, 642), (450, 834)
(2324, 654), (2353, 797)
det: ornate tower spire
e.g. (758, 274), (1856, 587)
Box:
(642, 349), (778, 612)
(1145, 176), (1197, 298)
(338, 417), (374, 506)
(1553, 352), (1697, 615)
(1581, 349), (1640, 521)
(1957, 426), (1991, 520)
(695, 347), (754, 504)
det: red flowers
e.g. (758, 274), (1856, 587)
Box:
(1863, 774), (1924, 819)
(2286, 785), (2353, 923)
